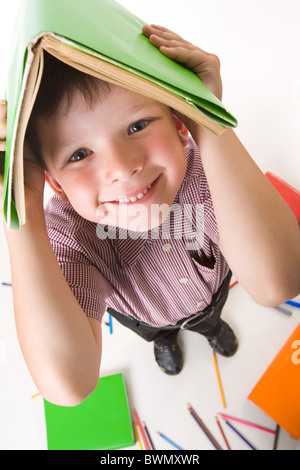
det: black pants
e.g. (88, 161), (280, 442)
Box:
(107, 272), (232, 344)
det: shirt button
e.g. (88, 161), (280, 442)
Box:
(197, 301), (205, 310)
(179, 277), (189, 284)
(162, 243), (172, 252)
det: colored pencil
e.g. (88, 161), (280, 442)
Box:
(272, 305), (292, 316)
(1, 282), (12, 286)
(143, 421), (155, 450)
(30, 392), (41, 399)
(229, 280), (238, 289)
(273, 425), (280, 450)
(218, 412), (276, 434)
(134, 424), (143, 450)
(157, 432), (183, 450)
(212, 350), (227, 409)
(108, 314), (113, 334)
(224, 420), (257, 450)
(215, 416), (231, 450)
(187, 403), (223, 450)
(134, 409), (150, 450)
(285, 300), (300, 308)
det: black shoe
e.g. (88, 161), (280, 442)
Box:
(154, 341), (183, 375)
(207, 321), (238, 357)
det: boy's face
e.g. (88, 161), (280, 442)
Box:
(36, 86), (189, 231)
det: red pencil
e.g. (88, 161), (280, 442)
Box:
(215, 416), (231, 450)
(229, 280), (238, 289)
(134, 409), (150, 450)
(218, 412), (276, 434)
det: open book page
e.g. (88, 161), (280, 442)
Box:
(41, 34), (229, 132)
(9, 41), (44, 227)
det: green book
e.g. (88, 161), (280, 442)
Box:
(3, 0), (237, 230)
(43, 373), (134, 450)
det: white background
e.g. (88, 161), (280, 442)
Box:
(0, 0), (299, 450)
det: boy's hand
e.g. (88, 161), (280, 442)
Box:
(23, 140), (46, 211)
(0, 100), (7, 212)
(142, 24), (223, 101)
(0, 100), (6, 153)
(0, 99), (45, 218)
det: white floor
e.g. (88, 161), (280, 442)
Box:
(0, 221), (299, 451)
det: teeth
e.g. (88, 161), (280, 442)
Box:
(118, 183), (152, 204)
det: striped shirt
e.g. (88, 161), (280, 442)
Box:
(45, 137), (230, 327)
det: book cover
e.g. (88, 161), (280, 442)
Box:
(248, 324), (300, 440)
(44, 373), (134, 450)
(3, 0), (237, 230)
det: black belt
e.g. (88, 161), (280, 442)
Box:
(132, 271), (232, 332)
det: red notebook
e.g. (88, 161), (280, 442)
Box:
(266, 172), (300, 226)
(248, 325), (300, 440)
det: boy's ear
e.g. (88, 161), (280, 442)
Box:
(172, 113), (189, 146)
(44, 171), (70, 203)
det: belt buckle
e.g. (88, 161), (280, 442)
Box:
(180, 308), (212, 330)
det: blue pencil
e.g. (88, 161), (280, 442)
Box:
(157, 432), (183, 450)
(285, 300), (300, 308)
(224, 420), (257, 450)
(108, 314), (113, 334)
(1, 282), (12, 287)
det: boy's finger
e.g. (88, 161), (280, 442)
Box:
(0, 119), (7, 141)
(143, 24), (184, 42)
(0, 100), (7, 120)
(148, 35), (194, 52)
(147, 24), (180, 36)
(0, 100), (7, 145)
(0, 149), (5, 177)
(0, 141), (6, 151)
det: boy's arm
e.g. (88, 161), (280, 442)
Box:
(193, 127), (300, 306)
(1, 105), (101, 406)
(5, 214), (102, 407)
(143, 25), (300, 306)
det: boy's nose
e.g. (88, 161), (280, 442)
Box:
(103, 146), (144, 183)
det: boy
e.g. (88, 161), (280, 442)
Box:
(1, 25), (300, 406)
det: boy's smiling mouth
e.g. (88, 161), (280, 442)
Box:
(118, 183), (152, 204)
(104, 175), (161, 205)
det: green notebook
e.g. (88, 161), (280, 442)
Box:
(43, 373), (134, 450)
(3, 0), (237, 229)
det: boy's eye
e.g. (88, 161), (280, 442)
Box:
(69, 148), (90, 162)
(128, 120), (149, 135)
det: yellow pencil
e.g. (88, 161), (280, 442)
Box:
(134, 424), (143, 450)
(31, 392), (41, 399)
(212, 350), (227, 409)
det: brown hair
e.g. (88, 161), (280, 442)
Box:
(26, 51), (112, 167)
